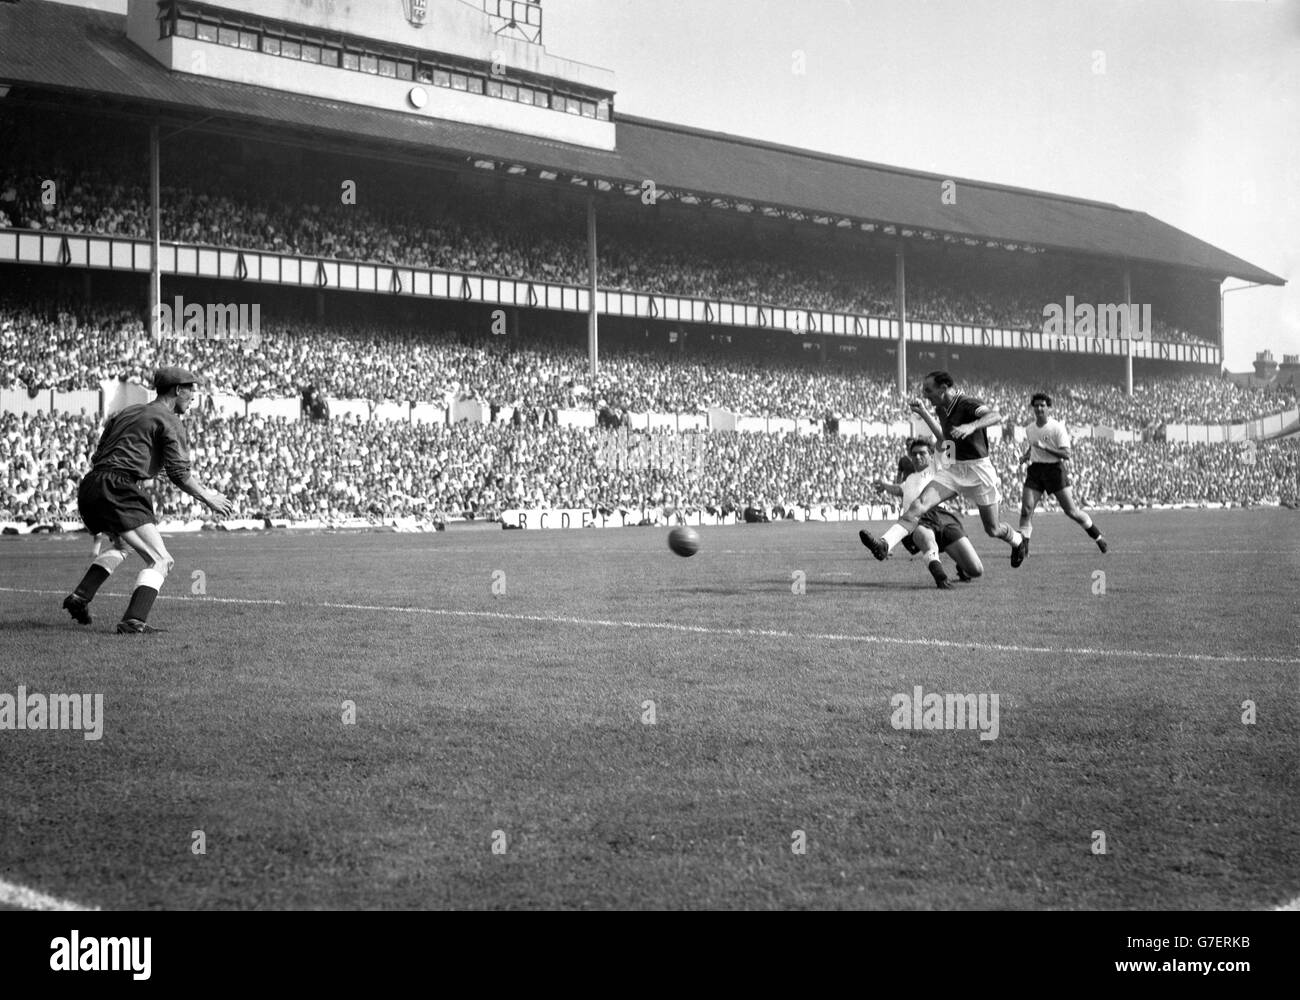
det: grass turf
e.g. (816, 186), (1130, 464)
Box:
(0, 508), (1296, 909)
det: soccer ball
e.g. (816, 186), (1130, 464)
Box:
(667, 525), (700, 557)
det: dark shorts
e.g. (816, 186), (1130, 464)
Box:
(902, 507), (966, 554)
(1025, 461), (1070, 496)
(77, 471), (155, 536)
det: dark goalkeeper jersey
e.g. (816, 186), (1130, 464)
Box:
(89, 400), (192, 485)
(937, 393), (993, 461)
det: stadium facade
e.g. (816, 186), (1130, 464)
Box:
(0, 0), (1284, 392)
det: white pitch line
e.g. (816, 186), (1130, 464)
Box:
(3, 586), (1297, 666)
(0, 877), (98, 911)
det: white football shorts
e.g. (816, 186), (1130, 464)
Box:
(929, 456), (1001, 507)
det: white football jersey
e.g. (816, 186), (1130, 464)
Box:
(1026, 417), (1071, 464)
(900, 469), (934, 510)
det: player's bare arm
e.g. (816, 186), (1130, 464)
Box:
(951, 408), (1002, 440)
(176, 473), (234, 517)
(908, 398), (943, 439)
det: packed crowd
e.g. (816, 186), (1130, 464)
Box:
(1063, 438), (1297, 509)
(3, 409), (1295, 526)
(0, 163), (587, 285)
(1031, 374), (1299, 430)
(2, 306), (1292, 427)
(1, 118), (1217, 344)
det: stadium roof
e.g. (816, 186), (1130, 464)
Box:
(0, 0), (1284, 286)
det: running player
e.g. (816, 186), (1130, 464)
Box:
(859, 371), (1027, 566)
(1017, 392), (1107, 558)
(865, 437), (984, 589)
(62, 366), (233, 633)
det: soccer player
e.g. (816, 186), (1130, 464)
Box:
(866, 437), (985, 589)
(62, 367), (233, 634)
(1017, 392), (1107, 557)
(860, 371), (1027, 566)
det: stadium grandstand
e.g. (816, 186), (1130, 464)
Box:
(0, 0), (1295, 531)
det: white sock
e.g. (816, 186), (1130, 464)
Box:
(883, 524), (909, 551)
(1021, 523), (1033, 539)
(1008, 528), (1023, 546)
(92, 548), (128, 574)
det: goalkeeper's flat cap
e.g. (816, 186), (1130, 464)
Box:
(154, 366), (202, 392)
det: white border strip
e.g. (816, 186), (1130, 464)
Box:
(0, 877), (98, 911)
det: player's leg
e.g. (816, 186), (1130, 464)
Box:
(1055, 486), (1107, 552)
(960, 460), (1024, 560)
(976, 502), (1027, 566)
(946, 537), (984, 580)
(113, 523), (176, 633)
(64, 533), (130, 625)
(963, 460), (1026, 565)
(1019, 484), (1043, 555)
(911, 525), (952, 589)
(977, 503), (1014, 541)
(861, 483), (957, 561)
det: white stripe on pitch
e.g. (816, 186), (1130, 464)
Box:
(2, 586), (1296, 666)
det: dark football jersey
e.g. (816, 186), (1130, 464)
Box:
(90, 400), (192, 484)
(937, 394), (992, 461)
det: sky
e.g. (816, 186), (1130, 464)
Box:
(57, 0), (1300, 371)
(545, 0), (1299, 371)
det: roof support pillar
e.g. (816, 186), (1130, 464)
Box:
(149, 122), (161, 342)
(587, 195), (598, 379)
(1123, 266), (1133, 396)
(895, 246), (907, 396)
(1216, 282), (1224, 353)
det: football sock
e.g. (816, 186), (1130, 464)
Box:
(123, 567), (165, 622)
(123, 587), (159, 623)
(927, 559), (948, 582)
(882, 524), (909, 551)
(1021, 523), (1034, 539)
(1085, 522), (1101, 538)
(1009, 528), (1023, 547)
(73, 565), (110, 602)
(74, 547), (128, 601)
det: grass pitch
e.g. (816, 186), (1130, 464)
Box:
(1, 509), (1296, 910)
